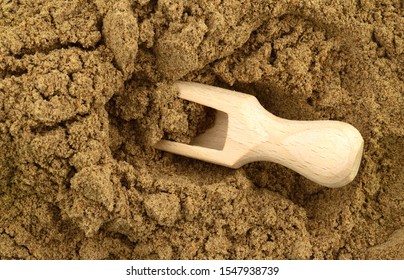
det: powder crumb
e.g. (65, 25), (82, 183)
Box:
(103, 0), (139, 79)
(144, 193), (181, 226)
(366, 228), (404, 259)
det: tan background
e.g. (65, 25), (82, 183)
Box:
(0, 0), (403, 259)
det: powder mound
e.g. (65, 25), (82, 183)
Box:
(366, 228), (404, 259)
(205, 235), (231, 259)
(155, 19), (207, 80)
(103, 1), (139, 79)
(70, 165), (115, 212)
(144, 193), (181, 226)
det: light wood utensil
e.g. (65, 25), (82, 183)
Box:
(154, 82), (364, 188)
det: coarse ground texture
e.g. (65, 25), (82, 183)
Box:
(0, 0), (403, 260)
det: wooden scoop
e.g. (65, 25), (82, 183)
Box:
(154, 82), (364, 188)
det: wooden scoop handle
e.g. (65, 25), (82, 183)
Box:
(250, 103), (364, 188)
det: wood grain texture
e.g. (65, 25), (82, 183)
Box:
(155, 82), (364, 188)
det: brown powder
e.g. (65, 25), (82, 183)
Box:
(0, 0), (403, 259)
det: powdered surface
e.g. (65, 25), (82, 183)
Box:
(0, 0), (403, 259)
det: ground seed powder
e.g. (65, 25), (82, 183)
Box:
(0, 0), (403, 259)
